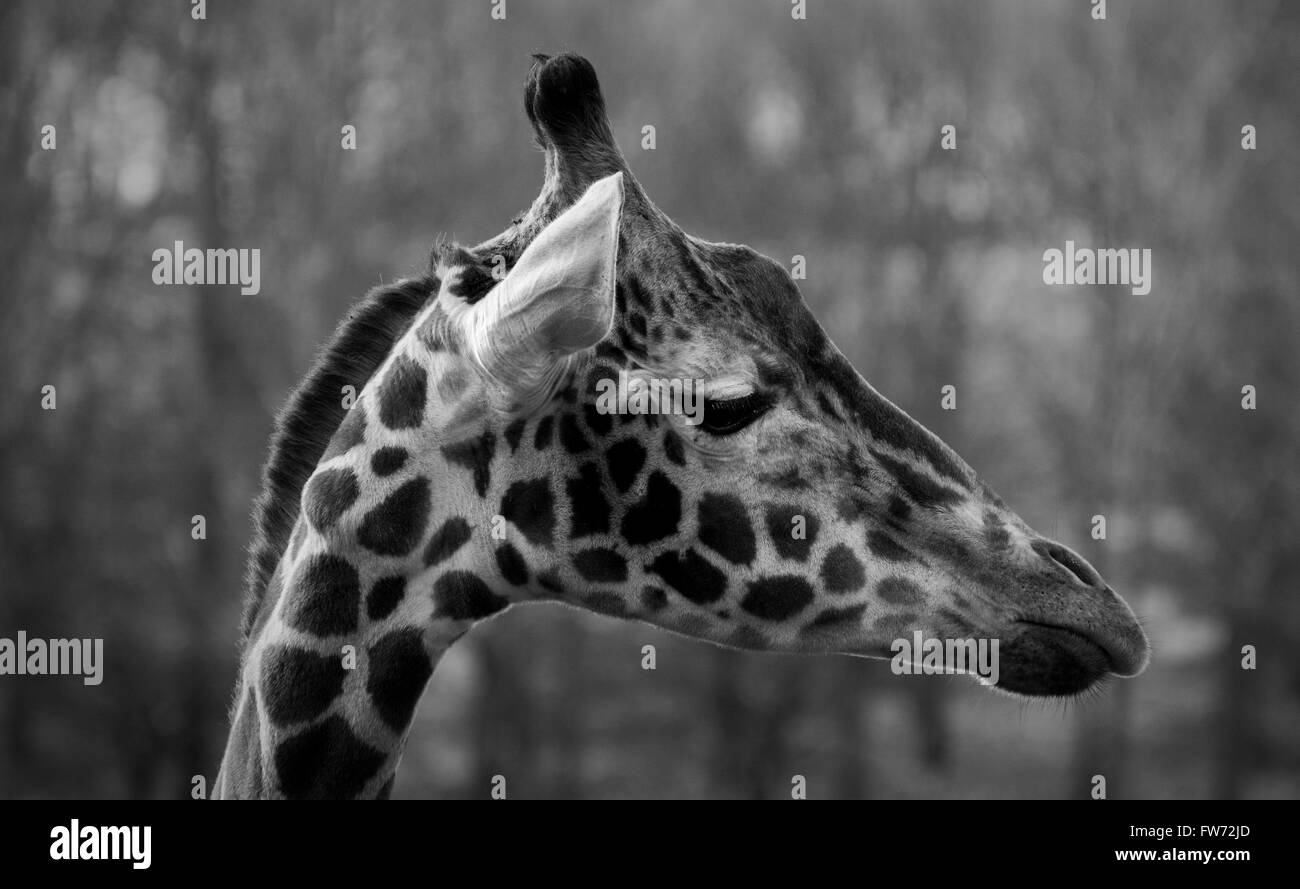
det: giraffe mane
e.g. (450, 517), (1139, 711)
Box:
(239, 275), (437, 645)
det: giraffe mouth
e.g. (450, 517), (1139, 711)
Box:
(994, 620), (1121, 697)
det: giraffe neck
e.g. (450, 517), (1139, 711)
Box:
(215, 319), (522, 799)
(213, 590), (463, 800)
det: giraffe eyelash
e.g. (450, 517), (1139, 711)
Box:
(698, 392), (774, 436)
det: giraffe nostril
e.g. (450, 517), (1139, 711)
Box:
(1036, 541), (1104, 588)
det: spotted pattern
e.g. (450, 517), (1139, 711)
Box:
(275, 715), (386, 800)
(533, 416), (555, 450)
(356, 477), (431, 556)
(820, 544), (865, 594)
(802, 602), (868, 635)
(835, 491), (870, 522)
(741, 575), (815, 621)
(574, 547), (629, 582)
(504, 418), (528, 453)
(433, 571), (509, 620)
(640, 585), (668, 612)
(500, 478), (555, 547)
(366, 628), (433, 731)
(496, 543), (529, 585)
(263, 646), (346, 726)
(370, 446), (408, 477)
(423, 517), (472, 567)
(560, 413), (590, 453)
(698, 493), (755, 565)
(878, 576), (925, 605)
(605, 439), (647, 493)
(766, 504), (819, 561)
(867, 529), (916, 562)
(567, 463), (609, 537)
(662, 429), (686, 466)
(620, 471), (681, 544)
(441, 431), (496, 498)
(583, 403), (613, 437)
(649, 549), (726, 604)
(366, 575), (406, 621)
(872, 449), (964, 509)
(378, 355), (428, 430)
(284, 554), (360, 636)
(303, 468), (359, 531)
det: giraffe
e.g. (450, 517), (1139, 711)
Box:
(214, 53), (1149, 799)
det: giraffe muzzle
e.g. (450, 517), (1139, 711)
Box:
(994, 584), (1150, 696)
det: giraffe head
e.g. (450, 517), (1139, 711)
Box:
(366, 52), (1148, 698)
(221, 52), (1155, 799)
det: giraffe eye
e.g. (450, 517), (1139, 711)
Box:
(699, 393), (772, 436)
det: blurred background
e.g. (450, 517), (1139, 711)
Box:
(1, 0), (1296, 799)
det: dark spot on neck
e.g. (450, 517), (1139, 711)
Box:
(274, 715), (386, 799)
(285, 554), (361, 636)
(262, 646), (346, 727)
(378, 355), (428, 430)
(366, 628), (434, 732)
(640, 585), (668, 612)
(495, 543), (529, 585)
(504, 418), (528, 453)
(583, 402), (613, 437)
(877, 576), (924, 605)
(366, 575), (407, 620)
(765, 504), (819, 561)
(500, 477), (556, 547)
(441, 431), (497, 498)
(423, 516), (472, 567)
(356, 477), (431, 557)
(741, 575), (815, 621)
(560, 413), (591, 453)
(573, 547), (629, 583)
(606, 438), (647, 493)
(566, 463), (610, 538)
(820, 545), (865, 593)
(370, 446), (408, 477)
(621, 471), (682, 545)
(303, 468), (360, 531)
(662, 429), (686, 465)
(533, 415), (555, 450)
(648, 549), (726, 604)
(802, 603), (869, 635)
(697, 493), (756, 565)
(867, 530), (918, 563)
(433, 571), (509, 620)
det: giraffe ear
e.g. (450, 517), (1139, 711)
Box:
(465, 171), (624, 410)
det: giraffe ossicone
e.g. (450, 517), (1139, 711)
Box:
(215, 53), (1150, 800)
